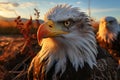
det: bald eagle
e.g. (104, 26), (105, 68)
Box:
(97, 16), (120, 67)
(28, 5), (119, 80)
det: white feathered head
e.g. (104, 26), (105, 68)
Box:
(97, 16), (120, 43)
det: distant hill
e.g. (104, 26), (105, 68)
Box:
(0, 15), (44, 28)
(0, 17), (15, 27)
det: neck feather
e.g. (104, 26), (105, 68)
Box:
(37, 32), (97, 77)
(97, 26), (120, 43)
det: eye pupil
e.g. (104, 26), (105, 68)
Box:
(66, 22), (69, 24)
(64, 21), (70, 27)
(49, 25), (53, 28)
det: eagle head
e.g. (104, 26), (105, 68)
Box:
(97, 16), (120, 43)
(29, 4), (98, 79)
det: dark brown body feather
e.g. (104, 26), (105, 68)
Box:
(28, 46), (119, 80)
(90, 46), (119, 80)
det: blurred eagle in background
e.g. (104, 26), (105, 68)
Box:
(28, 4), (119, 80)
(97, 16), (120, 68)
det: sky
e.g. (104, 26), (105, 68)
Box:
(0, 0), (120, 21)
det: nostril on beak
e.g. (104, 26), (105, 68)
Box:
(49, 25), (53, 28)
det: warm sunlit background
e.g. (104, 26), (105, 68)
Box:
(0, 0), (120, 21)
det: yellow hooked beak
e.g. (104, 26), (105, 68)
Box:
(37, 20), (68, 44)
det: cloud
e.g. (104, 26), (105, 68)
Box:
(49, 2), (56, 5)
(10, 2), (19, 7)
(0, 2), (19, 7)
(0, 2), (36, 16)
(19, 2), (36, 7)
(92, 8), (120, 13)
(0, 2), (36, 12)
(76, 2), (81, 5)
(0, 2), (19, 12)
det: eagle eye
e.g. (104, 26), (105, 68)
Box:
(64, 21), (71, 27)
(109, 21), (113, 24)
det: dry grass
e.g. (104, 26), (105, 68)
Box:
(0, 38), (40, 80)
(0, 12), (41, 79)
(0, 8), (42, 79)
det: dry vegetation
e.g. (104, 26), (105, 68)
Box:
(0, 9), (41, 80)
